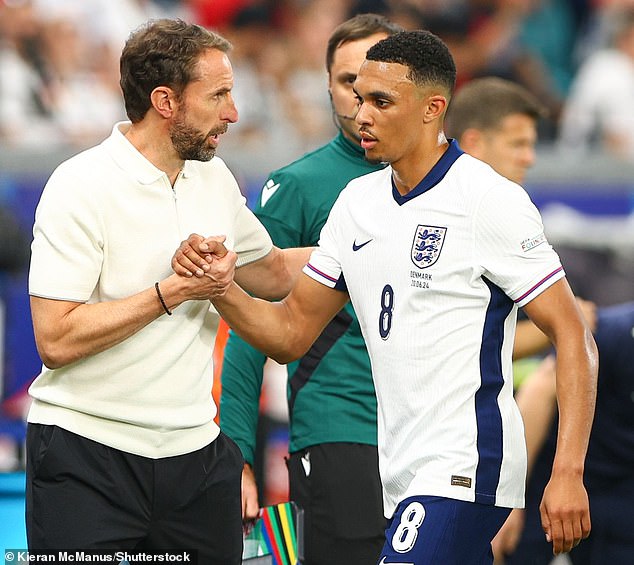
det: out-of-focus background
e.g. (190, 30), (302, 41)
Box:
(1, 0), (634, 554)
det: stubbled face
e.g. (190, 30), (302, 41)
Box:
(354, 59), (429, 166)
(170, 49), (238, 161)
(471, 113), (537, 184)
(328, 32), (389, 143)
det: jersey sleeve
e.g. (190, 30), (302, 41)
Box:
(475, 182), (564, 307)
(219, 329), (267, 465)
(29, 164), (103, 301)
(302, 193), (347, 291)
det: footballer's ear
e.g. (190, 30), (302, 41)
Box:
(423, 94), (448, 124)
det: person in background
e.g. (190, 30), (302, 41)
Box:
(446, 76), (596, 361)
(27, 19), (309, 562)
(0, 0), (57, 148)
(220, 13), (403, 565)
(498, 302), (634, 564)
(446, 77), (542, 188)
(174, 30), (598, 564)
(558, 7), (634, 161)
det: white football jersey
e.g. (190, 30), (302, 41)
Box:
(304, 141), (564, 518)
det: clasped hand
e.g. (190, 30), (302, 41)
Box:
(172, 234), (236, 299)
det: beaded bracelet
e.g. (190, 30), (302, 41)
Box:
(155, 282), (172, 316)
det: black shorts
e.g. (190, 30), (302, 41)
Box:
(26, 424), (244, 565)
(287, 442), (386, 565)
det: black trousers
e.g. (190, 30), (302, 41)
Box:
(287, 442), (386, 565)
(26, 424), (243, 565)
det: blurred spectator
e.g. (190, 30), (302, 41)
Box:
(283, 0), (349, 143)
(403, 0), (525, 86)
(32, 0), (184, 53)
(35, 13), (126, 147)
(511, 0), (586, 138)
(0, 0), (185, 150)
(219, 0), (347, 175)
(406, 0), (589, 140)
(558, 5), (634, 160)
(0, 0), (59, 147)
(217, 4), (302, 175)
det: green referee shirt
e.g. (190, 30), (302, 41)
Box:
(220, 131), (385, 464)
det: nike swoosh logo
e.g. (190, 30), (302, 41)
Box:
(261, 179), (280, 207)
(379, 558), (413, 565)
(352, 238), (373, 251)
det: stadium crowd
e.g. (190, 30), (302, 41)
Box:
(4, 0), (634, 168)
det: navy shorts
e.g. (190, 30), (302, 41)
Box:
(26, 424), (244, 565)
(379, 495), (511, 565)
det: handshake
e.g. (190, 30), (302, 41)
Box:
(171, 233), (237, 299)
(164, 231), (310, 317)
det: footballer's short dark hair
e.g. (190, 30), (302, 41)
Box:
(366, 30), (456, 96)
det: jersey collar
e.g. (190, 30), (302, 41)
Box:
(391, 138), (463, 205)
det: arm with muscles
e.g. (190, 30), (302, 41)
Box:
(495, 299), (598, 560)
(219, 331), (268, 521)
(212, 272), (348, 365)
(522, 278), (598, 555)
(172, 234), (313, 300)
(31, 239), (235, 370)
(235, 245), (313, 300)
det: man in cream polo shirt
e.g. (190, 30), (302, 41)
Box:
(27, 19), (308, 563)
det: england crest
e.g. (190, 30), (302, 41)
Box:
(411, 225), (447, 269)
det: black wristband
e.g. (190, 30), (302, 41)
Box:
(155, 282), (172, 315)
